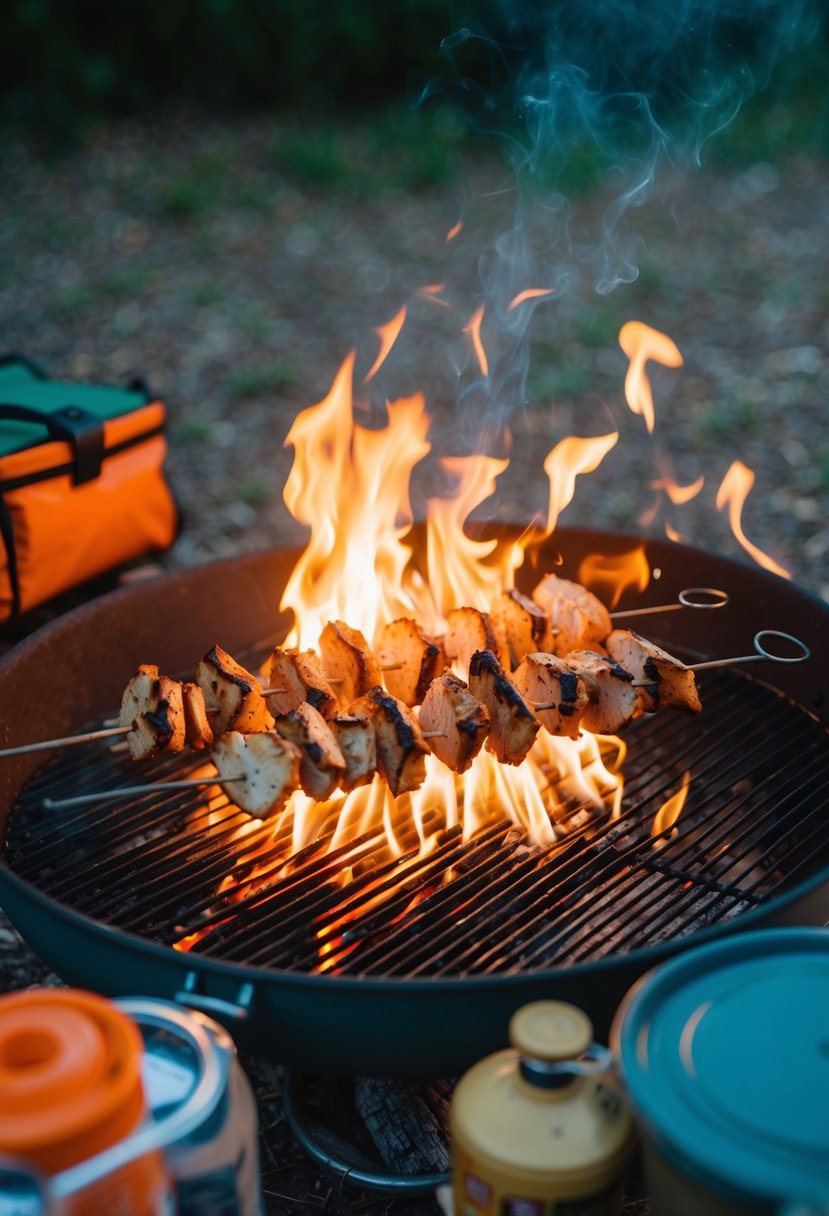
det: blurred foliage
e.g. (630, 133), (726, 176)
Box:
(0, 0), (826, 169)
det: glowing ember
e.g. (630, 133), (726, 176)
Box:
(619, 320), (684, 433)
(716, 461), (792, 580)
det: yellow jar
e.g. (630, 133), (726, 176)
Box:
(450, 1001), (635, 1216)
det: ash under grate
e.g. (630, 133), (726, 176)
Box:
(6, 667), (829, 978)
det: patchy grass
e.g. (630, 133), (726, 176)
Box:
(225, 361), (298, 399)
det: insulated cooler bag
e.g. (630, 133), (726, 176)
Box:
(0, 355), (180, 623)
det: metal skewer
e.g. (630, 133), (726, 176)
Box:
(42, 775), (246, 811)
(630, 629), (811, 685)
(610, 586), (729, 620)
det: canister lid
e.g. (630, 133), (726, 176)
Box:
(0, 989), (146, 1175)
(612, 928), (829, 1207)
(510, 1001), (593, 1062)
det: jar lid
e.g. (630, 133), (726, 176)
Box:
(0, 988), (146, 1174)
(612, 928), (829, 1207)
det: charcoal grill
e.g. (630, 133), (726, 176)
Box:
(0, 527), (827, 1078)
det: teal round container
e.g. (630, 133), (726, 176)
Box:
(611, 928), (829, 1216)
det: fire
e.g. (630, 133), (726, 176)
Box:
(651, 771), (691, 837)
(716, 461), (791, 580)
(463, 305), (489, 377)
(507, 287), (557, 311)
(363, 305), (407, 382)
(174, 308), (762, 958)
(578, 546), (650, 610)
(618, 320), (683, 433)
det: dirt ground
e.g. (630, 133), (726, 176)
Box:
(0, 112), (827, 604)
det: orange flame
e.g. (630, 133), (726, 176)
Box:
(417, 283), (450, 308)
(618, 321), (683, 433)
(541, 433), (618, 536)
(463, 305), (489, 377)
(715, 461), (791, 580)
(282, 353), (432, 646)
(363, 305), (408, 383)
(578, 545), (650, 609)
(649, 474), (705, 505)
(652, 771), (691, 837)
(507, 287), (556, 312)
(273, 350), (625, 856)
(446, 219), (463, 242)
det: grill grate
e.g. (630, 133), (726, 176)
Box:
(6, 666), (829, 978)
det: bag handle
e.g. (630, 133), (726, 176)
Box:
(0, 402), (105, 485)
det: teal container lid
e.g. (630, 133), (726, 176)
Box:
(612, 928), (829, 1208)
(0, 359), (149, 457)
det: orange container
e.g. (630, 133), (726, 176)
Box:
(0, 988), (170, 1215)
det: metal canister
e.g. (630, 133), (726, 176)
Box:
(0, 989), (171, 1216)
(0, 1158), (51, 1216)
(611, 928), (829, 1216)
(113, 998), (264, 1216)
(450, 1000), (636, 1216)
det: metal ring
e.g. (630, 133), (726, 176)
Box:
(678, 587), (729, 610)
(753, 630), (811, 663)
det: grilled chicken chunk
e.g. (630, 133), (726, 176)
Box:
(444, 608), (508, 674)
(606, 629), (702, 715)
(418, 672), (490, 773)
(262, 647), (340, 719)
(212, 730), (301, 819)
(376, 618), (445, 707)
(512, 652), (589, 740)
(274, 703), (347, 801)
(120, 664), (186, 761)
(354, 687), (429, 797)
(468, 649), (540, 766)
(196, 644), (274, 736)
(328, 710), (377, 792)
(564, 649), (637, 734)
(491, 589), (548, 668)
(181, 681), (214, 751)
(531, 574), (612, 656)
(320, 620), (382, 707)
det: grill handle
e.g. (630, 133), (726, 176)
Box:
(174, 970), (255, 1024)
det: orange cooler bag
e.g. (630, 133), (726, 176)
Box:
(0, 355), (180, 623)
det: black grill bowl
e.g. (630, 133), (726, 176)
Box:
(0, 527), (827, 1078)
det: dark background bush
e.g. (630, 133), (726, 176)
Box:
(1, 0), (827, 146)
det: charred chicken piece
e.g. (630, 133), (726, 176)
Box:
(564, 649), (638, 734)
(353, 687), (429, 797)
(212, 730), (301, 819)
(328, 710), (377, 792)
(490, 589), (548, 668)
(262, 647), (340, 719)
(444, 607), (509, 675)
(119, 664), (186, 761)
(376, 618), (445, 707)
(274, 703), (347, 801)
(196, 644), (274, 736)
(181, 681), (214, 751)
(320, 620), (383, 707)
(418, 671), (490, 773)
(606, 629), (702, 715)
(531, 573), (612, 656)
(512, 652), (589, 740)
(467, 649), (540, 766)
